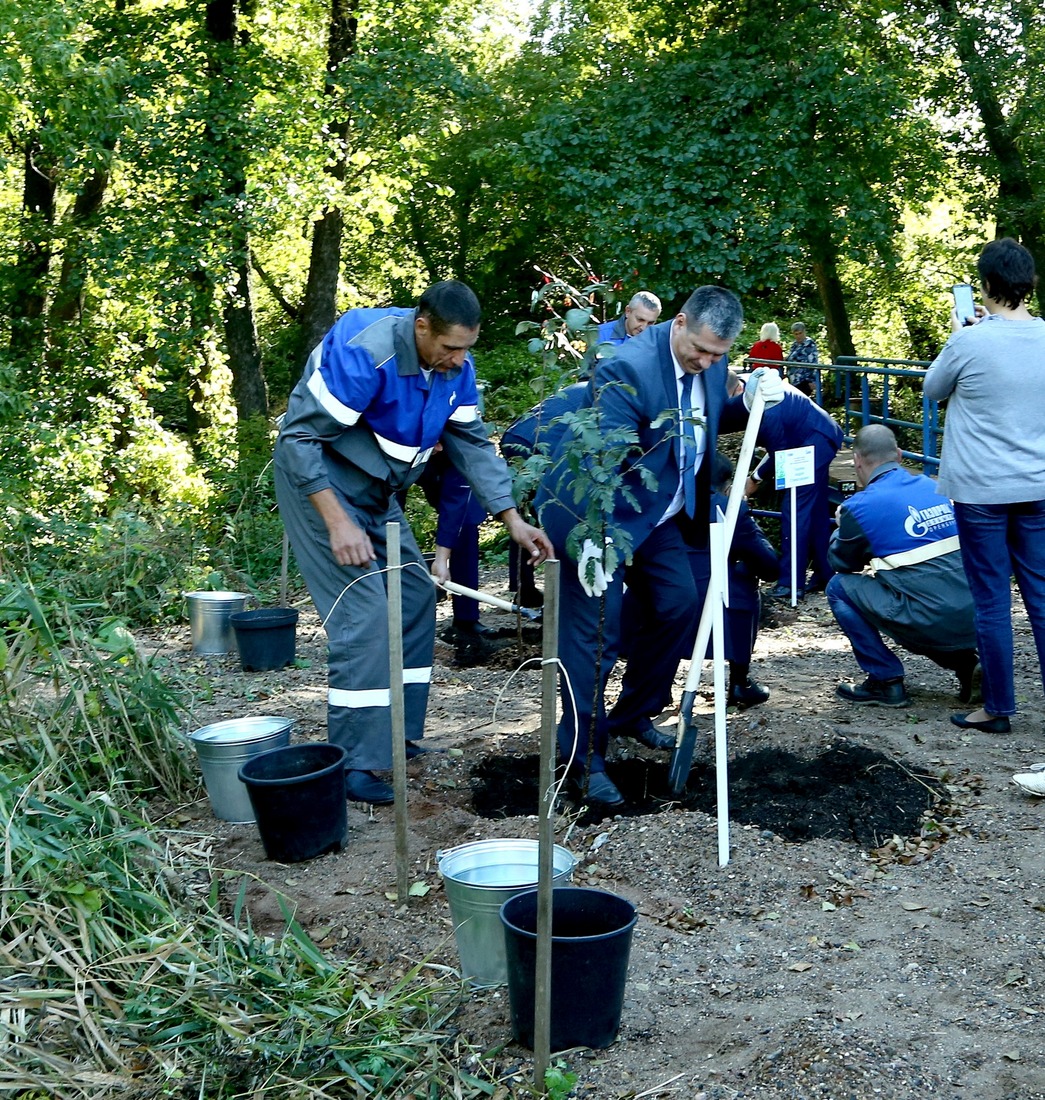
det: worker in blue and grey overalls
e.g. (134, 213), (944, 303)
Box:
(274, 281), (553, 805)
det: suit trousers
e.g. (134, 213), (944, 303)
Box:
(556, 518), (700, 772)
(275, 463), (435, 770)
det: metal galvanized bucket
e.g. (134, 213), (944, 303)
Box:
(185, 591), (250, 655)
(436, 838), (577, 987)
(189, 716), (294, 822)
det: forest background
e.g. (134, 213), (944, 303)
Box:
(1, 2), (1044, 1095)
(4, 0), (1045, 575)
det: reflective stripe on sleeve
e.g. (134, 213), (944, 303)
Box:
(307, 367), (363, 426)
(448, 403), (478, 423)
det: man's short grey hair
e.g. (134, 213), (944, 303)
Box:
(680, 286), (743, 340)
(791, 322), (807, 334)
(853, 424), (898, 466)
(628, 291), (662, 313)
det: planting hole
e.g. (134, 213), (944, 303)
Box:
(470, 740), (943, 846)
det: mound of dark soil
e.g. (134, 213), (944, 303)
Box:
(471, 740), (943, 847)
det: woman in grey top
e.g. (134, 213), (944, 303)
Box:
(924, 237), (1045, 734)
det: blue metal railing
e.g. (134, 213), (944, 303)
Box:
(740, 354), (942, 472)
(829, 357), (940, 473)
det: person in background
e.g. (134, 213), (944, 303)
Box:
(596, 291), (663, 346)
(685, 452), (779, 708)
(747, 322), (784, 376)
(827, 425), (979, 708)
(500, 382), (590, 608)
(785, 322), (819, 397)
(583, 291), (664, 377)
(923, 236), (1045, 735)
(405, 451), (493, 660)
(739, 376), (844, 600)
(274, 282), (552, 805)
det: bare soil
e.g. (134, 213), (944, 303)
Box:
(150, 573), (1045, 1099)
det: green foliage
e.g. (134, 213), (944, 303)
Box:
(0, 770), (500, 1098)
(543, 1059), (579, 1100)
(478, 341), (543, 432)
(0, 582), (195, 803)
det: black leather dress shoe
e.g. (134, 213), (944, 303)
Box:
(728, 678), (770, 709)
(582, 771), (624, 807)
(950, 712), (1011, 733)
(405, 741), (428, 759)
(617, 720), (675, 751)
(451, 620), (492, 637)
(345, 769), (394, 805)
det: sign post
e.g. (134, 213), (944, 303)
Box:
(774, 446), (816, 607)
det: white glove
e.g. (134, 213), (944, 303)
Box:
(744, 366), (785, 409)
(578, 537), (616, 598)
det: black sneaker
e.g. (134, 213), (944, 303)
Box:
(611, 720), (675, 751)
(836, 677), (911, 708)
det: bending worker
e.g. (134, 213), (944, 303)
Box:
(274, 281), (552, 805)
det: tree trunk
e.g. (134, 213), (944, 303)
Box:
(295, 0), (357, 379)
(805, 216), (856, 361)
(936, 0), (1045, 314)
(48, 163), (111, 331)
(9, 138), (57, 364)
(209, 0), (267, 420)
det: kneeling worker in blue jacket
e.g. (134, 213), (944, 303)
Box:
(827, 425), (979, 707)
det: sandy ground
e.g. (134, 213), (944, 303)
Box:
(154, 572), (1045, 1099)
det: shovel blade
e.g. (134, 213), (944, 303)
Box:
(667, 721), (699, 795)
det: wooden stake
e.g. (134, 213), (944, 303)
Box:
(387, 523), (409, 908)
(534, 558), (559, 1088)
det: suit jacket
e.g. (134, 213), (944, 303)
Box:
(535, 320), (749, 560)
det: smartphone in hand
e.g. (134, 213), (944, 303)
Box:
(952, 283), (977, 326)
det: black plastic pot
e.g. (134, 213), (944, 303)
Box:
(500, 886), (637, 1051)
(230, 607), (298, 671)
(238, 743), (347, 862)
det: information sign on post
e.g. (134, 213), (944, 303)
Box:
(774, 446), (816, 606)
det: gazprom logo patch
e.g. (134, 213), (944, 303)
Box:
(904, 503), (954, 539)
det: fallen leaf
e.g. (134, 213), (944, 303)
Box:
(901, 901), (927, 911)
(408, 881), (430, 897)
(788, 961), (814, 972)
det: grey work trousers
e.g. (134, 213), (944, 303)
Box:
(274, 462), (436, 771)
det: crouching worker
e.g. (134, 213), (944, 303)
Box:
(827, 425), (978, 707)
(274, 281), (552, 805)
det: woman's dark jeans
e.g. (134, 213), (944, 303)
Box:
(954, 500), (1045, 717)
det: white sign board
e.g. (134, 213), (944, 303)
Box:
(775, 445), (816, 490)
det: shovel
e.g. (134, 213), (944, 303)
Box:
(434, 578), (542, 621)
(667, 383), (767, 796)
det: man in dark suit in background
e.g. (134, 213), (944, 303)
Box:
(536, 286), (784, 806)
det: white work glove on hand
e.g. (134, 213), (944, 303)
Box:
(578, 537), (615, 598)
(744, 367), (785, 409)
